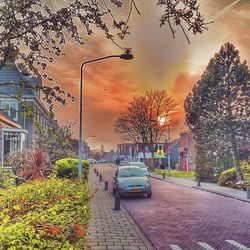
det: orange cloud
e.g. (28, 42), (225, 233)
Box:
(171, 73), (200, 128)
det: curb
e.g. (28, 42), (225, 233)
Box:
(150, 175), (250, 204)
(193, 187), (250, 204)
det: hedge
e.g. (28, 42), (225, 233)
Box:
(218, 163), (250, 190)
(0, 177), (91, 249)
(54, 158), (90, 179)
(0, 167), (16, 189)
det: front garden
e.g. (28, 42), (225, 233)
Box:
(218, 162), (250, 191)
(150, 169), (195, 178)
(0, 151), (92, 249)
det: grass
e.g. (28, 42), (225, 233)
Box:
(150, 169), (195, 178)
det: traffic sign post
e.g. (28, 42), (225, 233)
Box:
(167, 149), (172, 176)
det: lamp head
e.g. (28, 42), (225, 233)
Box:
(120, 52), (133, 60)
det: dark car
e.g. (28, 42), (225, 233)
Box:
(112, 166), (152, 198)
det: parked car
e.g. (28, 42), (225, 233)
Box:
(97, 159), (106, 163)
(87, 158), (97, 165)
(112, 166), (152, 198)
(129, 162), (149, 175)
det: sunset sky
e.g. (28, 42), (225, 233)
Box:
(47, 0), (250, 151)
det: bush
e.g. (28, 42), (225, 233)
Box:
(218, 167), (237, 187)
(54, 158), (90, 179)
(0, 177), (91, 249)
(0, 167), (16, 189)
(218, 167), (246, 190)
(240, 162), (250, 188)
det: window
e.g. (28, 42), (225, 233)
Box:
(0, 100), (18, 121)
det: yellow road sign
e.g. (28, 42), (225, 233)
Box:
(156, 149), (164, 156)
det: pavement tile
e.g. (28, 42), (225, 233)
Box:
(87, 169), (154, 250)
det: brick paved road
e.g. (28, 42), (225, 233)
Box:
(87, 168), (154, 250)
(96, 164), (250, 250)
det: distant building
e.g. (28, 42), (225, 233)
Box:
(83, 142), (90, 159)
(116, 143), (136, 164)
(178, 131), (196, 171)
(103, 150), (116, 163)
(116, 142), (169, 166)
(0, 47), (51, 149)
(117, 130), (197, 172)
(167, 138), (180, 169)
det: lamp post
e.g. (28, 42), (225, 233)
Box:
(78, 52), (133, 177)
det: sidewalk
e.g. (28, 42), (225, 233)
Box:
(87, 168), (155, 250)
(150, 173), (250, 203)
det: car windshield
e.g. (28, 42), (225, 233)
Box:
(118, 168), (145, 178)
(129, 162), (146, 168)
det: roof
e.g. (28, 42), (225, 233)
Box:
(0, 46), (41, 86)
(0, 111), (21, 128)
(0, 61), (41, 86)
(169, 138), (180, 150)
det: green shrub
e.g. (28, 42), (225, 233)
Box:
(54, 158), (90, 179)
(0, 167), (16, 189)
(240, 162), (250, 188)
(218, 167), (237, 187)
(0, 177), (91, 249)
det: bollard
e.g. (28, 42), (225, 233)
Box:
(104, 181), (108, 191)
(163, 172), (165, 179)
(96, 171), (99, 176)
(247, 188), (250, 199)
(197, 178), (201, 187)
(99, 174), (102, 182)
(114, 193), (121, 210)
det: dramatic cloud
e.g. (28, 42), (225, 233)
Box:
(48, 0), (250, 150)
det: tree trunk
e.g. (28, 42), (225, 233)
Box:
(151, 143), (155, 170)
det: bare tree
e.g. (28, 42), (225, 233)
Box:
(114, 90), (178, 165)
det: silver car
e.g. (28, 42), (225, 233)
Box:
(129, 162), (149, 175)
(113, 166), (152, 198)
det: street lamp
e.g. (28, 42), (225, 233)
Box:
(78, 52), (133, 177)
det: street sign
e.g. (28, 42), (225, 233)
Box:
(156, 149), (164, 156)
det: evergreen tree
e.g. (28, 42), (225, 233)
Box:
(185, 42), (250, 180)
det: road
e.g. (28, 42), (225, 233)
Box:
(94, 164), (250, 250)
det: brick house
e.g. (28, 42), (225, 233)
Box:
(178, 131), (196, 172)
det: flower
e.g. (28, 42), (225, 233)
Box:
(43, 224), (61, 235)
(49, 226), (61, 234)
(73, 224), (86, 237)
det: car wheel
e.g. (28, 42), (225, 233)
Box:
(113, 187), (116, 195)
(147, 192), (152, 198)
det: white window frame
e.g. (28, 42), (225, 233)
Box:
(0, 100), (18, 121)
